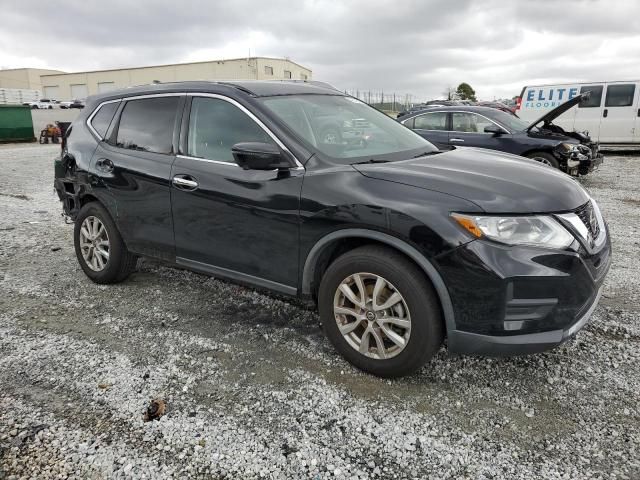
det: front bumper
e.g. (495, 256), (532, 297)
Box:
(436, 229), (611, 356)
(447, 286), (603, 355)
(578, 152), (604, 175)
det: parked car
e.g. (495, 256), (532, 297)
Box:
(23, 98), (55, 109)
(477, 100), (517, 115)
(517, 80), (640, 145)
(54, 81), (611, 377)
(59, 100), (74, 109)
(69, 99), (85, 109)
(400, 95), (603, 176)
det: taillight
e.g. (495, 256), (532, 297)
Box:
(515, 97), (522, 110)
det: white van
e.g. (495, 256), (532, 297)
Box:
(517, 81), (640, 145)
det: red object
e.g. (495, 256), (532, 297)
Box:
(515, 97), (522, 110)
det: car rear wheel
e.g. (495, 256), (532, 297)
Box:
(318, 245), (443, 377)
(526, 151), (560, 169)
(74, 202), (138, 284)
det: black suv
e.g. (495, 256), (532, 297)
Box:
(54, 81), (611, 377)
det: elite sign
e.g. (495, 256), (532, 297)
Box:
(523, 87), (579, 109)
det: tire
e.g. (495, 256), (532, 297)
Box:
(318, 245), (444, 377)
(74, 202), (138, 284)
(526, 151), (560, 169)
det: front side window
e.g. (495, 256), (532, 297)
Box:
(116, 97), (179, 154)
(605, 84), (635, 107)
(260, 94), (436, 161)
(90, 101), (119, 138)
(451, 112), (495, 133)
(579, 85), (604, 108)
(414, 112), (448, 130)
(187, 97), (274, 163)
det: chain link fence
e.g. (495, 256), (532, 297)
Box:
(343, 89), (421, 113)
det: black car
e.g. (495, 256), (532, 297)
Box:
(54, 81), (611, 377)
(400, 94), (603, 176)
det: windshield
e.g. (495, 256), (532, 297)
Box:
(489, 110), (530, 132)
(260, 94), (437, 161)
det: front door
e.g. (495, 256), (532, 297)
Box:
(91, 94), (183, 260)
(170, 95), (303, 294)
(599, 83), (638, 143)
(448, 112), (507, 150)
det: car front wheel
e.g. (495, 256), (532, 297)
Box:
(74, 202), (138, 284)
(318, 245), (444, 377)
(526, 151), (560, 169)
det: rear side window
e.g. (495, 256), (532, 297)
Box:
(578, 86), (603, 108)
(605, 84), (636, 107)
(187, 97), (274, 163)
(90, 102), (119, 138)
(414, 112), (447, 130)
(116, 97), (179, 154)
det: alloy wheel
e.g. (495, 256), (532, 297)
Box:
(79, 216), (110, 271)
(533, 156), (553, 166)
(333, 272), (411, 359)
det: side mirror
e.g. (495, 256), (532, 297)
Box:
(484, 125), (504, 135)
(231, 142), (294, 170)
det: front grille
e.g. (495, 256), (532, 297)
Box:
(574, 201), (600, 240)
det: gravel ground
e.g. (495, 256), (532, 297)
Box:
(0, 144), (638, 479)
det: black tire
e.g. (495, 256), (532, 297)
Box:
(318, 245), (444, 377)
(526, 151), (560, 169)
(74, 202), (138, 284)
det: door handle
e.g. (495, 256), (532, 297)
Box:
(172, 175), (198, 191)
(450, 138), (465, 142)
(95, 158), (114, 173)
(603, 109), (608, 118)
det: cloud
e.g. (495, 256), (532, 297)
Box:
(0, 0), (638, 100)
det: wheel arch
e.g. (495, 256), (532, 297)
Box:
(301, 229), (456, 336)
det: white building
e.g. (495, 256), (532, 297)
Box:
(0, 57), (312, 101)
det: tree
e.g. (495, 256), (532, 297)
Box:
(442, 85), (458, 101)
(455, 83), (476, 101)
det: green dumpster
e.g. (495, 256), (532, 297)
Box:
(0, 105), (35, 142)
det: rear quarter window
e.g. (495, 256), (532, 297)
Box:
(89, 102), (120, 139)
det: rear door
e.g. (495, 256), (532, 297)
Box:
(170, 94), (303, 293)
(573, 85), (604, 140)
(599, 83), (638, 143)
(92, 94), (184, 260)
(448, 112), (507, 150)
(407, 111), (449, 148)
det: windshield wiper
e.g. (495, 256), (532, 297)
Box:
(352, 159), (390, 165)
(412, 150), (442, 158)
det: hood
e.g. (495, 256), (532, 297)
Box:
(353, 147), (589, 214)
(526, 92), (589, 131)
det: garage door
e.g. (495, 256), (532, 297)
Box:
(43, 86), (59, 100)
(97, 82), (116, 93)
(70, 84), (88, 100)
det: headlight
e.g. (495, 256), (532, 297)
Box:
(452, 214), (574, 249)
(558, 142), (579, 154)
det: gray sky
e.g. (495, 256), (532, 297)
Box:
(1, 0), (638, 101)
